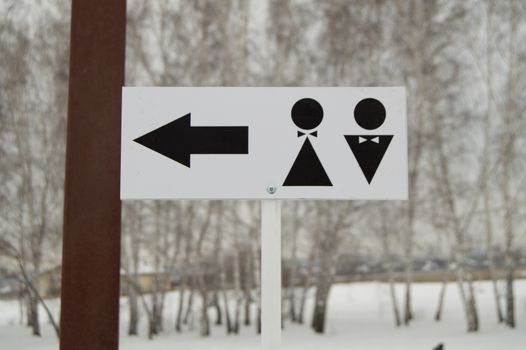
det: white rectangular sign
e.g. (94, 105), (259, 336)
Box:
(121, 87), (407, 200)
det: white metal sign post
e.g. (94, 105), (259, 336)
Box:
(121, 87), (408, 350)
(261, 200), (282, 350)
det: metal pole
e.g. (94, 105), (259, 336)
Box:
(60, 1), (126, 349)
(261, 200), (282, 350)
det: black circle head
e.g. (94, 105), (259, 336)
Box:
(354, 98), (386, 130)
(291, 98), (323, 130)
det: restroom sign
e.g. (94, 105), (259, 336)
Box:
(121, 87), (408, 200)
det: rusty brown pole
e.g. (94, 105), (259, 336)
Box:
(60, 0), (126, 349)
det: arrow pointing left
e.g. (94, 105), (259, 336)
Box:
(134, 113), (249, 168)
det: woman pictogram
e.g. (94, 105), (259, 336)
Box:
(283, 98), (332, 186)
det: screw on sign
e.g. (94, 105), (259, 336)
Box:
(267, 185), (277, 194)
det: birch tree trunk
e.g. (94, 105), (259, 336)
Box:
(480, 0), (504, 324)
(232, 248), (242, 334)
(212, 210), (223, 326)
(220, 255), (233, 334)
(28, 289), (40, 336)
(175, 273), (187, 332)
(434, 273), (447, 322)
(213, 291), (222, 326)
(128, 285), (139, 335)
(243, 252), (252, 326)
(311, 276), (332, 334)
(484, 181), (503, 323)
(199, 288), (210, 336)
(380, 218), (401, 327)
(250, 226), (262, 334)
(298, 249), (314, 325)
(502, 1), (519, 328)
(311, 243), (335, 334)
(287, 202), (300, 323)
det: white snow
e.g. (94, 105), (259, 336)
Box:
(1, 281), (525, 349)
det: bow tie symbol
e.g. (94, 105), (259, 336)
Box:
(359, 136), (379, 144)
(297, 131), (318, 138)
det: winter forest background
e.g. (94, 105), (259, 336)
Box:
(1, 0), (526, 349)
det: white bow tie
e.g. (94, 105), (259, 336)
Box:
(359, 136), (380, 144)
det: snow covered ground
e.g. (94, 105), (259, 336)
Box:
(1, 281), (526, 349)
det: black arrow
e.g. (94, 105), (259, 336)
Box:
(134, 113), (249, 168)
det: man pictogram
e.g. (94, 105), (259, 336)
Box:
(283, 98), (332, 186)
(344, 98), (393, 184)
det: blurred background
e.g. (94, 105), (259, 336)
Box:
(1, 0), (525, 349)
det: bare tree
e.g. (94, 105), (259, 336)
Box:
(374, 204), (402, 327)
(0, 0), (68, 337)
(122, 202), (143, 335)
(309, 201), (357, 333)
(497, 0), (525, 329)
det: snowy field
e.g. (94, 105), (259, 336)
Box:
(2, 281), (526, 349)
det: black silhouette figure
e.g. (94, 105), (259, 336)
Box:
(283, 98), (332, 186)
(344, 98), (393, 184)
